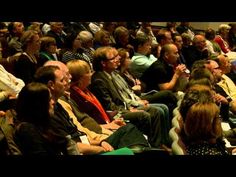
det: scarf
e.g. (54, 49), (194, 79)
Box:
(72, 86), (111, 124)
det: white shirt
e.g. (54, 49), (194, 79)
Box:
(0, 64), (25, 101)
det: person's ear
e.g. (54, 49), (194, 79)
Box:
(101, 60), (106, 68)
(47, 80), (54, 90)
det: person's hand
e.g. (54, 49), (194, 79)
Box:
(4, 91), (16, 100)
(175, 64), (187, 76)
(129, 107), (144, 112)
(135, 79), (141, 85)
(107, 122), (121, 130)
(137, 99), (149, 107)
(8, 95), (17, 99)
(230, 100), (236, 114)
(213, 93), (228, 104)
(231, 148), (236, 155)
(100, 141), (114, 152)
(113, 118), (126, 126)
(0, 111), (5, 117)
(132, 85), (141, 91)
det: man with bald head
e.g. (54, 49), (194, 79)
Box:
(141, 43), (188, 92)
(182, 34), (210, 69)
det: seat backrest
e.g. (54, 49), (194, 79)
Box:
(170, 118), (187, 155)
(169, 127), (179, 142)
(172, 114), (184, 128)
(0, 110), (22, 155)
(172, 115), (180, 129)
(171, 138), (187, 155)
(173, 107), (180, 117)
(0, 52), (21, 75)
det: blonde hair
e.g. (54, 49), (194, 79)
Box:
(67, 60), (90, 84)
(94, 29), (109, 44)
(219, 24), (231, 31)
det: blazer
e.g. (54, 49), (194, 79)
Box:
(90, 71), (127, 112)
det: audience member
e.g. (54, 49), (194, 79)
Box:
(7, 22), (24, 56)
(136, 22), (158, 45)
(14, 82), (68, 155)
(13, 30), (41, 84)
(214, 24), (231, 54)
(130, 33), (157, 79)
(184, 102), (229, 155)
(38, 36), (58, 66)
(141, 43), (188, 92)
(182, 34), (209, 69)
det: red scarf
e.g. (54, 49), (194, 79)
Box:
(72, 86), (111, 123)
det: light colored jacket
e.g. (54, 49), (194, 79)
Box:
(0, 64), (25, 101)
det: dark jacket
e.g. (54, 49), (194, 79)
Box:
(90, 71), (127, 112)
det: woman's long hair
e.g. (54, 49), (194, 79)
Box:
(16, 82), (67, 151)
(16, 82), (51, 126)
(184, 102), (222, 143)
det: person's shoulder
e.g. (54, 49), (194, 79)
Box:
(91, 71), (109, 82)
(15, 122), (37, 135)
(131, 54), (148, 63)
(149, 59), (163, 68)
(92, 71), (102, 77)
(132, 53), (145, 59)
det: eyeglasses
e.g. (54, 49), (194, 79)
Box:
(106, 54), (120, 61)
(213, 66), (220, 70)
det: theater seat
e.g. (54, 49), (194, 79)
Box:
(169, 127), (179, 142)
(171, 139), (187, 155)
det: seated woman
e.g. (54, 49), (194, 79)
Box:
(13, 30), (41, 85)
(61, 32), (92, 69)
(184, 101), (229, 155)
(66, 59), (126, 130)
(38, 36), (58, 66)
(14, 82), (68, 155)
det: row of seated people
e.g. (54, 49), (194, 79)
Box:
(2, 22), (236, 99)
(0, 21), (232, 89)
(0, 21), (159, 81)
(0, 49), (175, 155)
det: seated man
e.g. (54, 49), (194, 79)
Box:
(89, 46), (171, 148)
(141, 43), (188, 92)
